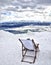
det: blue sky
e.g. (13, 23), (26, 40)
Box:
(0, 0), (51, 22)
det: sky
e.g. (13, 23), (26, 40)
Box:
(0, 0), (51, 22)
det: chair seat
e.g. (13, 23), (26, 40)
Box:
(21, 39), (35, 50)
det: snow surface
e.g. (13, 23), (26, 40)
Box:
(0, 30), (51, 65)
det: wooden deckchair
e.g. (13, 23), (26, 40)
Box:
(19, 39), (39, 64)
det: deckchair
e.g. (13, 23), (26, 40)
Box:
(19, 39), (39, 64)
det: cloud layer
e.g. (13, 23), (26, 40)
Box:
(0, 0), (51, 12)
(0, 0), (51, 8)
(0, 0), (51, 22)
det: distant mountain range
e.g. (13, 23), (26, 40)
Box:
(0, 21), (51, 29)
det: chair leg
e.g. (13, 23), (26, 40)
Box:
(33, 51), (37, 63)
(22, 44), (24, 56)
(21, 48), (27, 62)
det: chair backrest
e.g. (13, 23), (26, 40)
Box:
(19, 39), (36, 50)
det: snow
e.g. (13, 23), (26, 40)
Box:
(0, 30), (51, 65)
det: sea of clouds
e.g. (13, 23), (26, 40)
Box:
(0, 0), (51, 22)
